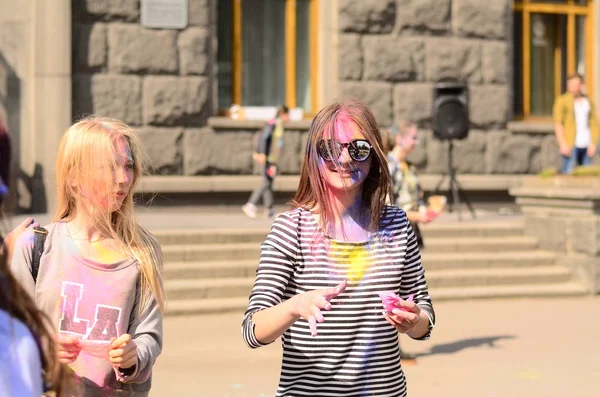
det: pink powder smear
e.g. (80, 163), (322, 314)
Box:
(378, 291), (414, 314)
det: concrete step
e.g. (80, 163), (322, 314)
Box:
(164, 260), (258, 279)
(421, 250), (557, 270)
(423, 236), (538, 253)
(154, 228), (268, 246)
(162, 250), (557, 279)
(419, 220), (524, 238)
(162, 242), (260, 262)
(430, 282), (589, 301)
(166, 277), (253, 300)
(425, 266), (572, 288)
(164, 266), (572, 301)
(153, 220), (525, 246)
(161, 236), (539, 262)
(164, 282), (589, 316)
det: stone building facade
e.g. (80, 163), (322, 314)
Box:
(1, 0), (599, 213)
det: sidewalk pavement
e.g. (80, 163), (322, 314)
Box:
(151, 296), (600, 397)
(4, 205), (522, 233)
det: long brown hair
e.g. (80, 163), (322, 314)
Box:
(54, 116), (165, 314)
(0, 242), (67, 395)
(291, 100), (393, 231)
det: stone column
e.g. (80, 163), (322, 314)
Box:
(30, 0), (71, 213)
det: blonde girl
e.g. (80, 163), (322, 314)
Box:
(11, 116), (165, 396)
(242, 101), (435, 396)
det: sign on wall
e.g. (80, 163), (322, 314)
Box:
(141, 0), (188, 29)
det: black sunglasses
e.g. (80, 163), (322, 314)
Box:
(317, 139), (372, 162)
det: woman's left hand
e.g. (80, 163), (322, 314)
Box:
(109, 334), (138, 370)
(383, 298), (421, 334)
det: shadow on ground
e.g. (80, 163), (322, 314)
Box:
(415, 335), (516, 358)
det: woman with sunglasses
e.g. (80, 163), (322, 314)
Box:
(242, 100), (435, 396)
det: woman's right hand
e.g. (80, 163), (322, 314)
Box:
(289, 279), (347, 337)
(56, 333), (82, 364)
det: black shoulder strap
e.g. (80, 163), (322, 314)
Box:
(31, 226), (48, 283)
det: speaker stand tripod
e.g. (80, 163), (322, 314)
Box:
(433, 140), (476, 221)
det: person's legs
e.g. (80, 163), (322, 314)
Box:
(243, 168), (270, 218)
(576, 147), (592, 167)
(561, 148), (577, 174)
(261, 174), (275, 218)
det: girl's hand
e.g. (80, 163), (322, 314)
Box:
(55, 333), (82, 364)
(383, 298), (422, 334)
(289, 279), (347, 336)
(109, 334), (138, 370)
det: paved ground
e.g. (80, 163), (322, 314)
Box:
(151, 296), (600, 397)
(5, 204), (521, 233)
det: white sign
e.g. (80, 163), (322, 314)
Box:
(141, 0), (188, 29)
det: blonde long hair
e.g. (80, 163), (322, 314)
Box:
(291, 100), (393, 231)
(54, 116), (165, 314)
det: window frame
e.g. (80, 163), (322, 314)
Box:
(227, 0), (319, 117)
(513, 0), (594, 120)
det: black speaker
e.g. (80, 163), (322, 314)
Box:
(432, 82), (469, 140)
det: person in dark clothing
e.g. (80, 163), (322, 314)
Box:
(243, 105), (290, 219)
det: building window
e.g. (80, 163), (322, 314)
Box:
(218, 0), (318, 115)
(513, 0), (594, 119)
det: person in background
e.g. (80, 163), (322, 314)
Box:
(11, 116), (165, 396)
(385, 121), (438, 249)
(0, 217), (68, 396)
(242, 101), (435, 397)
(0, 120), (12, 205)
(242, 105), (290, 219)
(553, 73), (599, 174)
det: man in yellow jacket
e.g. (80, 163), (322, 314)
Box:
(553, 73), (599, 174)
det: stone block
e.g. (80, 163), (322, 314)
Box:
(453, 130), (487, 173)
(340, 82), (393, 127)
(396, 0), (451, 34)
(108, 24), (177, 74)
(425, 131), (449, 174)
(452, 0), (510, 39)
(469, 85), (509, 127)
(189, 0), (211, 27)
(183, 128), (254, 175)
(363, 37), (424, 82)
(143, 76), (209, 126)
(73, 0), (139, 21)
(540, 134), (562, 171)
(73, 23), (107, 72)
(570, 218), (600, 257)
(527, 135), (544, 174)
(339, 0), (395, 34)
(73, 74), (142, 125)
(482, 41), (508, 84)
(339, 34), (363, 81)
(178, 27), (210, 75)
(524, 215), (567, 252)
(486, 131), (533, 174)
(138, 127), (184, 175)
(425, 38), (482, 83)
(393, 83), (433, 125)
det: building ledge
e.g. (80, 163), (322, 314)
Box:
(135, 174), (541, 194)
(207, 117), (313, 130)
(508, 121), (554, 134)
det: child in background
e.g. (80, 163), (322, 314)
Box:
(11, 117), (165, 396)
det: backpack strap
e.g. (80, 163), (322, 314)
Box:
(31, 226), (48, 283)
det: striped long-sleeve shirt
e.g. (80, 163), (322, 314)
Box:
(242, 206), (435, 397)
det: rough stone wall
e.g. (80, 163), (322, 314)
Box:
(72, 0), (215, 175)
(337, 0), (566, 174)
